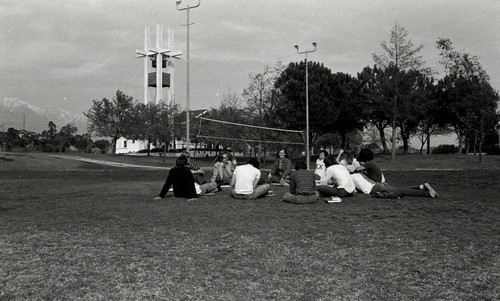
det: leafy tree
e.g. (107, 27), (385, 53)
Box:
(59, 123), (78, 137)
(274, 62), (366, 154)
(373, 23), (432, 75)
(329, 72), (365, 148)
(435, 38), (499, 159)
(40, 121), (61, 152)
(436, 75), (498, 159)
(243, 62), (285, 122)
(359, 65), (435, 154)
(414, 81), (452, 154)
(129, 103), (161, 156)
(274, 61), (336, 148)
(41, 121), (57, 140)
(314, 133), (340, 154)
(72, 133), (92, 152)
(93, 139), (111, 154)
(242, 62), (285, 159)
(201, 93), (249, 154)
(393, 69), (432, 153)
(157, 101), (180, 153)
(357, 65), (392, 152)
(56, 123), (78, 152)
(85, 90), (135, 154)
(436, 38), (489, 81)
(372, 23), (431, 159)
(129, 102), (178, 156)
(3, 128), (21, 151)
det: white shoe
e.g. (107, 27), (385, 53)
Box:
(265, 191), (276, 197)
(327, 196), (342, 203)
(424, 183), (439, 198)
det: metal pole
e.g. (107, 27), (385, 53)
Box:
(186, 8), (190, 150)
(144, 26), (150, 104)
(295, 42), (317, 170)
(305, 52), (310, 170)
(177, 0), (201, 151)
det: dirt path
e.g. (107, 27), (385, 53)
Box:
(49, 154), (171, 170)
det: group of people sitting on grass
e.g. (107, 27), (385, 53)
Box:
(157, 148), (439, 203)
(157, 149), (271, 201)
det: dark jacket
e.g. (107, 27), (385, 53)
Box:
(270, 157), (293, 179)
(159, 166), (197, 199)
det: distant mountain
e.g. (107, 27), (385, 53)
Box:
(0, 97), (87, 134)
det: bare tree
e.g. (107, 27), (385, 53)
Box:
(372, 23), (431, 160)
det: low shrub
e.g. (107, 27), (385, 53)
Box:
(432, 144), (459, 154)
(482, 144), (500, 155)
(137, 148), (164, 153)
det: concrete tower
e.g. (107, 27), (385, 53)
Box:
(136, 24), (182, 104)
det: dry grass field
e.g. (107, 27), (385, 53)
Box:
(0, 152), (499, 300)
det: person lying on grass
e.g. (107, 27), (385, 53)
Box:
(283, 161), (319, 204)
(350, 148), (439, 198)
(157, 155), (217, 201)
(231, 158), (271, 200)
(317, 155), (356, 198)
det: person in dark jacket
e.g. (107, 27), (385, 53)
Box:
(268, 149), (293, 186)
(158, 156), (198, 200)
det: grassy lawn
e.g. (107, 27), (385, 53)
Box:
(0, 152), (499, 300)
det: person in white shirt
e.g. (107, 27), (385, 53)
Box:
(336, 149), (374, 194)
(231, 158), (271, 199)
(317, 155), (356, 198)
(314, 150), (328, 181)
(344, 149), (439, 198)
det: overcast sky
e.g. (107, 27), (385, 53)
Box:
(1, 0), (499, 115)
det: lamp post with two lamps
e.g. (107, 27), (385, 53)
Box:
(176, 0), (201, 151)
(294, 42), (317, 170)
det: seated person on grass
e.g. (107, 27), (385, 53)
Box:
(283, 161), (319, 204)
(352, 148), (386, 183)
(181, 149), (209, 187)
(352, 148), (439, 198)
(157, 156), (217, 201)
(317, 155), (356, 198)
(314, 150), (328, 182)
(336, 149), (361, 173)
(268, 149), (293, 186)
(211, 151), (236, 188)
(181, 149), (203, 172)
(231, 158), (271, 200)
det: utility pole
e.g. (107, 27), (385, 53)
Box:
(176, 0), (201, 151)
(295, 42), (317, 170)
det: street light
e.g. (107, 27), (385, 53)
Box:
(176, 0), (201, 151)
(295, 42), (317, 170)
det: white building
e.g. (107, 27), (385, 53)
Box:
(115, 138), (154, 154)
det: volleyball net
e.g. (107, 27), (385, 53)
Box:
(195, 117), (305, 152)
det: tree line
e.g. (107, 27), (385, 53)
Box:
(84, 25), (497, 160)
(4, 25), (497, 160)
(0, 121), (108, 153)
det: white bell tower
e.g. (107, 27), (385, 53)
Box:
(136, 24), (182, 104)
